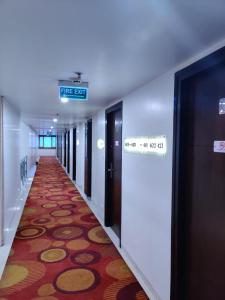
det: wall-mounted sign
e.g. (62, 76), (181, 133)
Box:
(97, 139), (105, 150)
(219, 98), (225, 114)
(214, 140), (225, 153)
(124, 136), (167, 155)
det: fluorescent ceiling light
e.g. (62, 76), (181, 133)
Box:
(61, 97), (69, 103)
(53, 118), (58, 123)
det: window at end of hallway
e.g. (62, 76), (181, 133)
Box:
(39, 135), (56, 149)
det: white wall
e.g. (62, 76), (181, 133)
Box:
(122, 72), (173, 300)
(88, 73), (173, 300)
(3, 99), (38, 234)
(20, 121), (38, 170)
(3, 100), (21, 231)
(76, 123), (85, 189)
(38, 148), (56, 157)
(91, 111), (106, 220)
(61, 40), (225, 300)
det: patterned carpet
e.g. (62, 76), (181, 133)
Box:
(0, 157), (149, 300)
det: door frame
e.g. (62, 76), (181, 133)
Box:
(84, 119), (92, 197)
(59, 133), (62, 163)
(67, 130), (70, 174)
(171, 46), (225, 300)
(104, 101), (123, 240)
(63, 132), (66, 167)
(72, 128), (76, 181)
(0, 96), (3, 246)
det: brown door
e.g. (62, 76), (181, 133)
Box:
(84, 120), (92, 197)
(105, 102), (122, 242)
(72, 128), (76, 181)
(172, 48), (225, 300)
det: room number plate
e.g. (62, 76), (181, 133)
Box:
(213, 140), (225, 153)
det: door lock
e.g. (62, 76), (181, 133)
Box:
(107, 163), (114, 178)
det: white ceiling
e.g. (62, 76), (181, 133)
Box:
(1, 0), (225, 131)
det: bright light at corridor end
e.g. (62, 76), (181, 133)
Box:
(53, 118), (58, 123)
(124, 136), (167, 155)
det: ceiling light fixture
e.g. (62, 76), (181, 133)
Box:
(53, 113), (59, 123)
(50, 126), (53, 129)
(61, 97), (69, 103)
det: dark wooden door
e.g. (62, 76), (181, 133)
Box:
(173, 59), (225, 299)
(67, 130), (70, 174)
(84, 120), (92, 197)
(105, 102), (122, 241)
(57, 133), (62, 163)
(73, 128), (76, 181)
(64, 132), (66, 167)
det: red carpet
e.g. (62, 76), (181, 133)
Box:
(0, 157), (149, 300)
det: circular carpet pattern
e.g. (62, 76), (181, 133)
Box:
(16, 226), (46, 239)
(88, 226), (111, 244)
(117, 282), (145, 300)
(47, 195), (70, 201)
(71, 196), (83, 202)
(78, 207), (91, 214)
(60, 204), (76, 209)
(42, 203), (58, 209)
(31, 296), (59, 300)
(27, 239), (52, 253)
(39, 248), (68, 263)
(31, 217), (54, 226)
(37, 283), (56, 296)
(66, 239), (90, 250)
(0, 158), (148, 300)
(0, 261), (45, 295)
(50, 225), (85, 240)
(106, 259), (133, 280)
(50, 209), (72, 217)
(54, 267), (100, 294)
(81, 213), (99, 224)
(71, 250), (101, 265)
(23, 207), (36, 216)
(103, 279), (140, 300)
(57, 217), (73, 225)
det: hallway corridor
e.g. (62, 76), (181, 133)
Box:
(0, 157), (148, 300)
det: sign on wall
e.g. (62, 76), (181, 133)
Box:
(214, 140), (225, 153)
(124, 136), (167, 155)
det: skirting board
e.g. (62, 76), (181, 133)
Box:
(0, 165), (36, 279)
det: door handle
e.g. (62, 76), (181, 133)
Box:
(107, 163), (114, 178)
